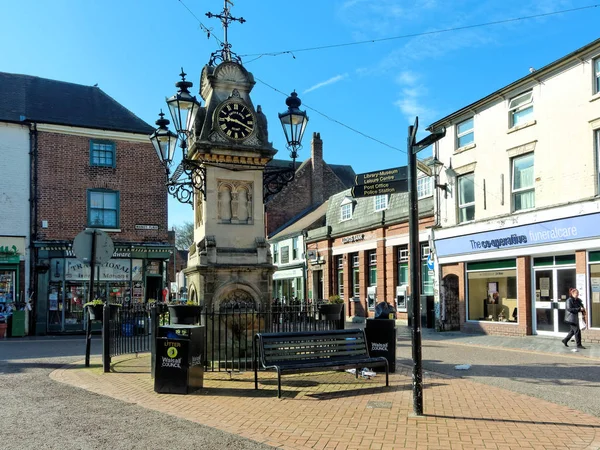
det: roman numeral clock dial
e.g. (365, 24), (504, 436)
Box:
(216, 101), (255, 141)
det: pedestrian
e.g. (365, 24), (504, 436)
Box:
(562, 288), (586, 349)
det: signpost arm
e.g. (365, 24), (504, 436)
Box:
(408, 124), (424, 416)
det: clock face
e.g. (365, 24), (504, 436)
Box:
(216, 101), (255, 141)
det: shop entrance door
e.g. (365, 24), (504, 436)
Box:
(534, 267), (575, 335)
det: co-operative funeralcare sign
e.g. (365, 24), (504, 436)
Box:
(435, 212), (600, 258)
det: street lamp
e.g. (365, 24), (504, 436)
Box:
(407, 117), (446, 416)
(166, 69), (201, 135)
(278, 91), (309, 161)
(428, 156), (449, 197)
(263, 91), (309, 200)
(149, 111), (178, 166)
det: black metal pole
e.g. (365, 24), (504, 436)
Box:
(102, 302), (110, 373)
(85, 315), (91, 367)
(87, 230), (97, 305)
(408, 124), (424, 416)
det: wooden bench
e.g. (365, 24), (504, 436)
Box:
(254, 329), (389, 398)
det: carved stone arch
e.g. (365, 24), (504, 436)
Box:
(218, 182), (233, 222)
(212, 282), (262, 310)
(214, 61), (252, 84)
(187, 283), (198, 305)
(235, 184), (251, 222)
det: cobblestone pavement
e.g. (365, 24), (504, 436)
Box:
(0, 337), (273, 450)
(52, 352), (600, 450)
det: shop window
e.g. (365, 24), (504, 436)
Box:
(512, 153), (534, 211)
(466, 260), (518, 322)
(457, 173), (475, 223)
(590, 254), (600, 328)
(421, 244), (433, 296)
(456, 117), (474, 148)
(273, 243), (278, 264)
(508, 90), (533, 127)
(368, 251), (377, 286)
(292, 237), (299, 260)
(88, 189), (119, 228)
(90, 140), (116, 167)
(281, 246), (290, 264)
(374, 194), (388, 212)
(336, 255), (344, 299)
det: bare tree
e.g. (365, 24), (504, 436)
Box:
(173, 222), (194, 250)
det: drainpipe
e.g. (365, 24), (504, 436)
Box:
(29, 122), (38, 334)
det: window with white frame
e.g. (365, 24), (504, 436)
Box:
(351, 253), (360, 297)
(456, 117), (474, 148)
(340, 197), (353, 221)
(374, 194), (388, 211)
(508, 90), (533, 127)
(292, 237), (299, 260)
(88, 190), (119, 228)
(336, 255), (344, 299)
(457, 173), (475, 223)
(417, 176), (433, 199)
(273, 243), (278, 264)
(595, 57), (600, 94)
(596, 129), (600, 194)
(512, 153), (535, 211)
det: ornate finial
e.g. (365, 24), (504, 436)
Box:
(206, 0), (246, 65)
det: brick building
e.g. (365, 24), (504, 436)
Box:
(0, 72), (171, 334)
(266, 132), (355, 299)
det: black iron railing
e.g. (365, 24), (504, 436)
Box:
(102, 301), (345, 373)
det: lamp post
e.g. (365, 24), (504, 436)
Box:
(407, 117), (445, 416)
(428, 156), (449, 198)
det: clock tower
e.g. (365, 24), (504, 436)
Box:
(183, 2), (278, 310)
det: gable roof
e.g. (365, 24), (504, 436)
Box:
(428, 38), (600, 130)
(267, 158), (355, 189)
(0, 72), (153, 135)
(269, 201), (329, 241)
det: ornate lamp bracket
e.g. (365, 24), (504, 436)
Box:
(166, 161), (207, 205)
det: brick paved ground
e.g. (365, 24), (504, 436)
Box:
(51, 355), (600, 450)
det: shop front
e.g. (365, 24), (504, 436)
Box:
(272, 266), (305, 302)
(436, 210), (600, 341)
(35, 243), (171, 334)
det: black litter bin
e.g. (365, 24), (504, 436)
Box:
(154, 324), (204, 394)
(365, 318), (396, 373)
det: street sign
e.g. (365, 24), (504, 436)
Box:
(351, 179), (408, 198)
(355, 166), (407, 186)
(72, 229), (114, 265)
(416, 159), (432, 177)
(427, 253), (434, 271)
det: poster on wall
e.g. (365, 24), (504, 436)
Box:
(132, 260), (143, 281)
(49, 293), (58, 311)
(591, 277), (600, 303)
(576, 274), (587, 303)
(540, 278), (550, 297)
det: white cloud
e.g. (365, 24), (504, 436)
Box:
(303, 73), (349, 94)
(395, 71), (419, 86)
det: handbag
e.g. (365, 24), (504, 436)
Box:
(578, 312), (587, 331)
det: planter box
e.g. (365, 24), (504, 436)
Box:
(168, 305), (203, 325)
(318, 303), (344, 320)
(86, 304), (120, 322)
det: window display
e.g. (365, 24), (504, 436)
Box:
(466, 260), (518, 322)
(0, 271), (15, 306)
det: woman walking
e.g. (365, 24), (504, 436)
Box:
(562, 288), (586, 349)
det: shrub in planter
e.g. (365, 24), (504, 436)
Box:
(84, 299), (120, 322)
(168, 301), (203, 325)
(318, 295), (344, 320)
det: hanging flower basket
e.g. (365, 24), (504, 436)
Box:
(168, 304), (203, 325)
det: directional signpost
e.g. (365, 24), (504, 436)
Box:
(352, 166), (408, 198)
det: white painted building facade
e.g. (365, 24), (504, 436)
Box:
(428, 38), (600, 341)
(0, 122), (32, 324)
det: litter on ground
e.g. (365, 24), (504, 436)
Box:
(454, 364), (471, 370)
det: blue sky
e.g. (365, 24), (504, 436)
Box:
(2, 0), (599, 227)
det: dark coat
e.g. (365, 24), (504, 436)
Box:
(564, 296), (584, 325)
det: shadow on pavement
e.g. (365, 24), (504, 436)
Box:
(424, 413), (600, 429)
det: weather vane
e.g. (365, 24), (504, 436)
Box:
(206, 0), (246, 64)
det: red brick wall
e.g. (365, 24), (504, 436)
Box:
(36, 131), (168, 243)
